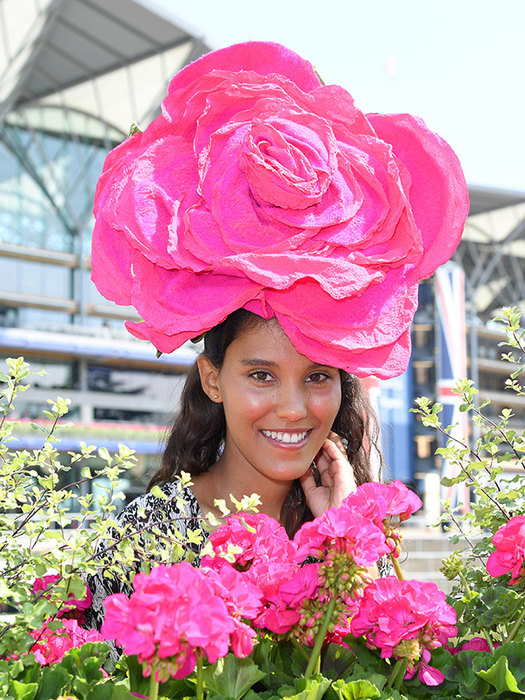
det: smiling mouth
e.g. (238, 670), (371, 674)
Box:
(261, 429), (310, 445)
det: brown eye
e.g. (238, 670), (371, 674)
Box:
(307, 372), (329, 384)
(250, 371), (273, 383)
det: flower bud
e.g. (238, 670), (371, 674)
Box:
(393, 637), (421, 662)
(440, 552), (464, 580)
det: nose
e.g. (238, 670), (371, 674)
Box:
(274, 382), (308, 421)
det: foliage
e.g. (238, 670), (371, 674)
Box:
(1, 308), (524, 699)
(412, 305), (525, 695)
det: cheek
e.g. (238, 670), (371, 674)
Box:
(222, 385), (274, 422)
(312, 388), (342, 425)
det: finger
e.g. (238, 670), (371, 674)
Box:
(315, 441), (344, 479)
(318, 438), (348, 466)
(299, 466), (319, 497)
(327, 430), (347, 457)
(318, 439), (357, 492)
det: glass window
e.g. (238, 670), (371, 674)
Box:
(93, 407), (166, 424)
(0, 356), (79, 389)
(14, 401), (80, 421)
(87, 365), (184, 404)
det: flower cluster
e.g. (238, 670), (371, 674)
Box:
(447, 637), (495, 655)
(201, 481), (424, 650)
(201, 512), (297, 596)
(30, 618), (103, 665)
(351, 577), (457, 685)
(95, 481), (459, 688)
(486, 515), (525, 585)
(102, 561), (260, 682)
(32, 574), (93, 624)
(343, 480), (423, 556)
(26, 575), (100, 667)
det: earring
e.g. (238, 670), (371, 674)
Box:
(213, 394), (219, 401)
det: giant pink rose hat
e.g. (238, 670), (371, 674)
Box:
(91, 41), (469, 379)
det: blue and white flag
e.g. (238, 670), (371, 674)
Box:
(435, 263), (470, 513)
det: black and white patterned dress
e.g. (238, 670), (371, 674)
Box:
(84, 481), (203, 632)
(84, 480), (394, 634)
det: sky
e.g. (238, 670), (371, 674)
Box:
(152, 0), (525, 193)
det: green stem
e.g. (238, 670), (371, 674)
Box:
(385, 657), (408, 690)
(481, 627), (495, 652)
(458, 571), (472, 598)
(196, 650), (204, 700)
(395, 658), (409, 691)
(506, 607), (525, 644)
(148, 674), (159, 700)
(304, 596), (337, 679)
(390, 553), (405, 581)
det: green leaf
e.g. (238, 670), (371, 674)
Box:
(202, 654), (266, 699)
(37, 664), (71, 700)
(476, 655), (525, 695)
(331, 678), (381, 699)
(150, 485), (168, 501)
(244, 690), (274, 700)
(341, 638), (382, 673)
(86, 682), (135, 699)
(98, 446), (112, 463)
(321, 642), (357, 680)
(432, 649), (490, 697)
(278, 676), (331, 700)
(252, 638), (296, 691)
(9, 680), (39, 700)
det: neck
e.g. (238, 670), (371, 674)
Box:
(192, 458), (292, 525)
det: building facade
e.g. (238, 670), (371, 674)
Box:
(1, 0), (524, 514)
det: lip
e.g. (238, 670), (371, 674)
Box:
(260, 428), (312, 449)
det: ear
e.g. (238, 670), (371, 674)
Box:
(197, 356), (222, 403)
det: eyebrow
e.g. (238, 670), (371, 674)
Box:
(241, 358), (277, 367)
(240, 358), (334, 371)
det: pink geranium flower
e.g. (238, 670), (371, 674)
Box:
(202, 513), (298, 597)
(404, 648), (444, 686)
(102, 563), (242, 682)
(254, 563), (320, 637)
(30, 618), (103, 665)
(447, 636), (496, 655)
(351, 577), (456, 685)
(343, 481), (422, 554)
(255, 563), (355, 646)
(294, 506), (388, 568)
(345, 481), (422, 523)
(32, 574), (93, 625)
(91, 41), (468, 380)
(200, 564), (262, 657)
(486, 515), (525, 584)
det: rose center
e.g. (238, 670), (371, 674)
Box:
(240, 118), (335, 210)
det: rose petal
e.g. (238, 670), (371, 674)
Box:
(368, 113), (469, 278)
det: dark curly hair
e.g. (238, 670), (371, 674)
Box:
(148, 309), (382, 536)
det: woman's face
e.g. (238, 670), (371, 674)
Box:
(199, 318), (342, 486)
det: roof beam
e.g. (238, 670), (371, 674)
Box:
(80, 0), (166, 51)
(13, 35), (194, 108)
(0, 0), (68, 124)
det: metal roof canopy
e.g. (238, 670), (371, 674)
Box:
(468, 184), (525, 216)
(0, 0), (209, 125)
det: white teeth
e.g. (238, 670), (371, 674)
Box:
(262, 430), (307, 444)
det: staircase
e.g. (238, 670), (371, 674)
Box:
(398, 524), (468, 594)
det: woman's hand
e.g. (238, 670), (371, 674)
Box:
(300, 431), (357, 517)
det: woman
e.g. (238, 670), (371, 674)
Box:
(84, 309), (379, 630)
(85, 40), (469, 630)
